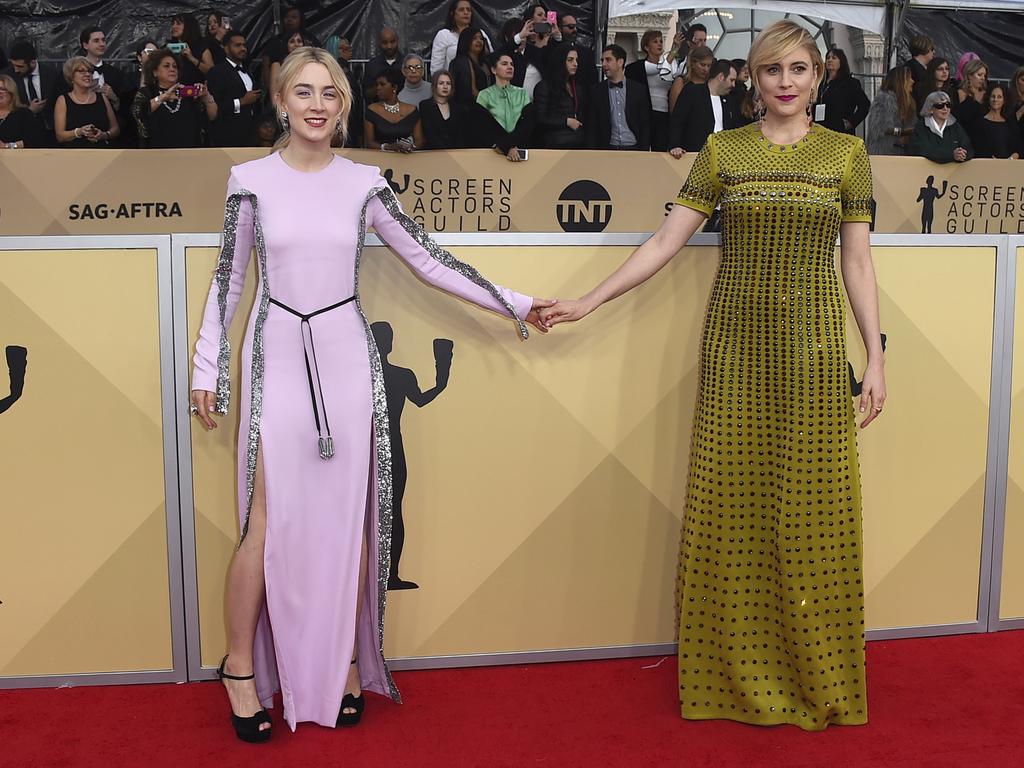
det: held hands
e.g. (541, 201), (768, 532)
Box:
(953, 147), (968, 162)
(669, 147), (686, 159)
(525, 298), (557, 333)
(538, 298), (592, 328)
(857, 362), (886, 428)
(190, 389), (218, 430)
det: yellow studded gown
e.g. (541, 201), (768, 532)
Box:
(674, 123), (874, 731)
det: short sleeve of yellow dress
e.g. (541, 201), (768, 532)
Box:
(674, 135), (721, 216)
(841, 139), (874, 223)
(674, 124), (869, 732)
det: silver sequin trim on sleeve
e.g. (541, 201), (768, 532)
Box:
(370, 185), (530, 341)
(214, 188), (270, 546)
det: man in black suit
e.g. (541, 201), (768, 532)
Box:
(8, 39), (63, 144)
(668, 58), (736, 157)
(207, 31), (262, 147)
(362, 27), (404, 104)
(586, 44), (650, 151)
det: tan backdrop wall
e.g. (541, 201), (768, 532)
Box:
(1002, 245), (1024, 621)
(0, 247), (172, 677)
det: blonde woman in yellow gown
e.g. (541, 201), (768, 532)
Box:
(541, 20), (885, 731)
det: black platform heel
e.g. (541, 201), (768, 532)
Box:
(217, 655), (273, 743)
(337, 658), (365, 727)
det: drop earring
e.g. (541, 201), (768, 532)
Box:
(753, 93), (766, 125)
(280, 111), (290, 131)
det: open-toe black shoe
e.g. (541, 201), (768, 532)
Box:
(337, 658), (365, 727)
(218, 655), (273, 743)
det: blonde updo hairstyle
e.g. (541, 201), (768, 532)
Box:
(272, 46), (353, 150)
(747, 20), (824, 106)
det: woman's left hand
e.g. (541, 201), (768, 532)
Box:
(858, 362), (886, 428)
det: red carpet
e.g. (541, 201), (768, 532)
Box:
(3, 631), (1023, 768)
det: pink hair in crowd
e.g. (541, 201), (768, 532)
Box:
(956, 51), (980, 81)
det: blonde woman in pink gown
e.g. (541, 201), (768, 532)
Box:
(189, 47), (552, 741)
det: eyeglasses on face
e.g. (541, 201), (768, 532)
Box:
(405, 64), (423, 70)
(933, 102), (951, 109)
(563, 24), (577, 29)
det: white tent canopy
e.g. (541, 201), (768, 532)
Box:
(608, 1), (1024, 37)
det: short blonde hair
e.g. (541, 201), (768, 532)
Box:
(63, 56), (94, 85)
(272, 46), (353, 149)
(0, 74), (24, 109)
(747, 20), (824, 101)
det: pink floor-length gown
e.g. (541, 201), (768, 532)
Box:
(192, 152), (533, 730)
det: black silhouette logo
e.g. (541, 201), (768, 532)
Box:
(556, 180), (612, 233)
(372, 322), (453, 591)
(848, 333), (887, 396)
(0, 346), (28, 415)
(917, 176), (948, 234)
(383, 168), (410, 195)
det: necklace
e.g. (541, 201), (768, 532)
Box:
(160, 89), (182, 114)
(382, 101), (401, 114)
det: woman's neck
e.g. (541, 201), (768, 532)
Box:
(760, 113), (812, 144)
(72, 85), (93, 99)
(158, 81), (176, 91)
(435, 95), (448, 105)
(280, 140), (334, 172)
(986, 109), (1004, 121)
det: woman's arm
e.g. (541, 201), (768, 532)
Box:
(839, 220), (885, 426)
(191, 173), (257, 423)
(364, 114), (378, 148)
(543, 203), (709, 325)
(199, 47), (215, 75)
(412, 117), (426, 150)
(366, 182), (551, 336)
(850, 80), (871, 128)
(53, 95), (77, 144)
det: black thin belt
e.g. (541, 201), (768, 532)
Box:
(269, 295), (356, 460)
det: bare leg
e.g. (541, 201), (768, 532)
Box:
(222, 450), (271, 732)
(342, 524), (368, 715)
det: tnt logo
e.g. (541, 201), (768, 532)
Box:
(556, 180), (612, 233)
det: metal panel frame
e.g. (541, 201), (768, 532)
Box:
(0, 235), (187, 689)
(988, 236), (1021, 631)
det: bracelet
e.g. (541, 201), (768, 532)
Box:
(74, 127), (81, 138)
(380, 143), (388, 151)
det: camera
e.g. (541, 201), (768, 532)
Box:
(167, 42), (186, 54)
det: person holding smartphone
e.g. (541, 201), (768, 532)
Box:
(54, 56), (120, 147)
(132, 49), (216, 148)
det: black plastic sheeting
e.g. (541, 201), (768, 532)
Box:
(0, 1), (597, 65)
(898, 9), (1024, 80)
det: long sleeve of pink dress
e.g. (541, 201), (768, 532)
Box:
(191, 152), (532, 731)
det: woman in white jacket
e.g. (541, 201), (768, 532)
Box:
(431, 0), (492, 74)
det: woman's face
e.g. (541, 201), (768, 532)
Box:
(0, 82), (11, 109)
(156, 56), (179, 87)
(970, 67), (988, 90)
(738, 64), (749, 83)
(825, 52), (840, 76)
(435, 74), (452, 99)
(692, 55), (712, 82)
(755, 47), (818, 122)
(645, 35), (663, 60)
(404, 57), (424, 86)
(493, 55), (515, 82)
(989, 87), (1005, 112)
(470, 32), (484, 55)
(72, 63), (93, 90)
(565, 50), (578, 77)
(930, 98), (951, 123)
(208, 15), (222, 36)
(287, 32), (305, 53)
(454, 1), (472, 28)
(281, 62), (343, 145)
(376, 75), (397, 102)
(1016, 73), (1024, 97)
(531, 5), (547, 23)
(171, 19), (184, 40)
(935, 62), (949, 82)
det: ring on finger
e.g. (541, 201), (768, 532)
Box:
(874, 406), (883, 412)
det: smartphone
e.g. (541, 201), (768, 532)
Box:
(547, 10), (558, 26)
(178, 84), (201, 98)
(516, 148), (529, 161)
(167, 42), (186, 54)
(533, 21), (551, 36)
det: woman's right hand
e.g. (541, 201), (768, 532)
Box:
(190, 389), (218, 430)
(953, 147), (967, 162)
(540, 298), (592, 327)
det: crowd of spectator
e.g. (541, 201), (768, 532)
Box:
(1, 7), (1021, 164)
